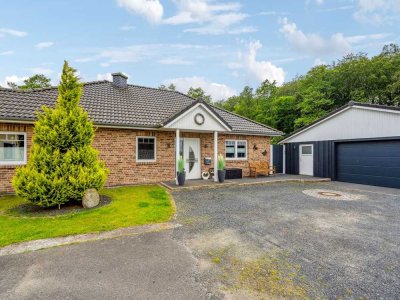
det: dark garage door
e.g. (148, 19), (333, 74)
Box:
(336, 140), (400, 189)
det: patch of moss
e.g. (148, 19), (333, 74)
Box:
(211, 248), (310, 299)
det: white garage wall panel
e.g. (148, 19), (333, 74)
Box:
(285, 107), (400, 143)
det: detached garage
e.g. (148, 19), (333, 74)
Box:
(280, 101), (400, 189)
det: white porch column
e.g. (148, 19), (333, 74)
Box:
(214, 131), (218, 182)
(175, 129), (180, 185)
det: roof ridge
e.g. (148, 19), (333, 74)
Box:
(211, 104), (284, 134)
(350, 101), (400, 111)
(0, 80), (109, 93)
(125, 82), (196, 102)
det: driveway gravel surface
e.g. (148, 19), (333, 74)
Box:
(171, 181), (400, 299)
(0, 181), (399, 299)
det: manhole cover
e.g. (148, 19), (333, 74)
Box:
(318, 191), (341, 197)
(303, 189), (366, 201)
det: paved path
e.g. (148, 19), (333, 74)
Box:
(0, 231), (208, 300)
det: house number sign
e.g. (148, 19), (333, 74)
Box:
(194, 113), (205, 125)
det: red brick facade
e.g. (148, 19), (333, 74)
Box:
(0, 123), (271, 193)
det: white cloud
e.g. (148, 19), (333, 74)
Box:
(320, 5), (353, 12)
(353, 0), (400, 24)
(116, 0), (163, 23)
(313, 58), (326, 66)
(35, 41), (54, 50)
(164, 0), (253, 35)
(28, 67), (54, 75)
(158, 57), (194, 65)
(346, 33), (391, 43)
(120, 25), (136, 31)
(229, 41), (285, 85)
(96, 72), (130, 82)
(0, 50), (14, 56)
(305, 0), (324, 5)
(75, 43), (216, 66)
(0, 75), (28, 88)
(280, 17), (351, 55)
(164, 76), (236, 100)
(96, 73), (113, 81)
(279, 17), (391, 55)
(0, 28), (27, 38)
(259, 11), (289, 16)
(76, 44), (160, 64)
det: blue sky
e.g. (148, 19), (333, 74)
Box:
(0, 0), (399, 100)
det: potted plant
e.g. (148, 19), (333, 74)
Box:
(177, 156), (185, 186)
(217, 154), (226, 183)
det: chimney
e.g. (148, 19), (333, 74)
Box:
(112, 72), (128, 88)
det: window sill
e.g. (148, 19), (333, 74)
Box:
(136, 160), (157, 165)
(0, 162), (26, 168)
(226, 158), (248, 162)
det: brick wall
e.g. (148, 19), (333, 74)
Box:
(0, 123), (271, 193)
(182, 132), (270, 177)
(92, 128), (176, 186)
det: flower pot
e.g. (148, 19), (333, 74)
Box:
(218, 169), (226, 183)
(177, 171), (186, 186)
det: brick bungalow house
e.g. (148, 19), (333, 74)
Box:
(0, 73), (282, 193)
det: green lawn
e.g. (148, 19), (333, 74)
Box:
(0, 185), (174, 247)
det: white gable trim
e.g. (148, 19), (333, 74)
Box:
(280, 107), (351, 143)
(354, 105), (400, 114)
(281, 105), (400, 144)
(163, 102), (231, 132)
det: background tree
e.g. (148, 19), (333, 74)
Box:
(217, 43), (400, 139)
(13, 61), (108, 208)
(7, 74), (52, 89)
(158, 83), (176, 91)
(187, 87), (212, 103)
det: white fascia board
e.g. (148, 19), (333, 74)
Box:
(164, 102), (231, 131)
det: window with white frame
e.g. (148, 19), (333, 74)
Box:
(225, 140), (247, 160)
(0, 132), (26, 165)
(136, 137), (156, 162)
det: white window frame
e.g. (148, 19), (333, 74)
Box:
(0, 131), (27, 166)
(136, 136), (156, 162)
(225, 139), (247, 161)
(300, 144), (313, 156)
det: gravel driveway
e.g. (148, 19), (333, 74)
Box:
(1, 181), (398, 299)
(171, 181), (400, 299)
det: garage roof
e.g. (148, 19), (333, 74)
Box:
(280, 101), (400, 143)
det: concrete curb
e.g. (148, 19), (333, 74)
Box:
(0, 222), (179, 257)
(162, 178), (331, 192)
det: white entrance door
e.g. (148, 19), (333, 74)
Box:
(299, 144), (314, 176)
(184, 138), (201, 179)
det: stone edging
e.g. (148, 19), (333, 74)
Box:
(161, 178), (331, 191)
(0, 222), (179, 257)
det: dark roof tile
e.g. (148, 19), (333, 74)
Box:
(0, 81), (281, 136)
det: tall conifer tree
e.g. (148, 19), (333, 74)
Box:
(13, 61), (108, 208)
